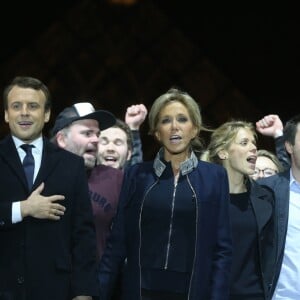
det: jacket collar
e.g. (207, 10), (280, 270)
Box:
(153, 148), (198, 177)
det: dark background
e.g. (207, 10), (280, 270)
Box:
(0, 1), (298, 158)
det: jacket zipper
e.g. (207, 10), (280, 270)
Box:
(138, 179), (159, 299)
(186, 175), (198, 300)
(164, 179), (178, 268)
(137, 175), (198, 300)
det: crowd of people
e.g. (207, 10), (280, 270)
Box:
(0, 75), (298, 300)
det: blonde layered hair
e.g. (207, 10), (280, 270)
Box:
(201, 120), (257, 165)
(256, 149), (284, 173)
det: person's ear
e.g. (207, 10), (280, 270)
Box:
(154, 131), (161, 142)
(191, 127), (198, 139)
(44, 110), (51, 123)
(127, 149), (132, 161)
(218, 150), (228, 160)
(285, 141), (293, 155)
(56, 132), (67, 149)
(4, 110), (8, 123)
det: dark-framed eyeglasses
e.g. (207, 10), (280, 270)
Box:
(252, 168), (278, 178)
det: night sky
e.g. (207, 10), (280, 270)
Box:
(1, 1), (299, 123)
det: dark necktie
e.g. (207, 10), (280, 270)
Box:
(21, 144), (35, 189)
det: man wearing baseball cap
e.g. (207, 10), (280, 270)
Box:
(51, 102), (124, 262)
(52, 102), (116, 134)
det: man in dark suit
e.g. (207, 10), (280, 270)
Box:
(0, 76), (99, 300)
(258, 114), (300, 299)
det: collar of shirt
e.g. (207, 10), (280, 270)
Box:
(289, 170), (300, 193)
(12, 135), (43, 158)
(12, 135), (43, 180)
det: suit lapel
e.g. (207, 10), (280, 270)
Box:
(250, 181), (273, 234)
(276, 173), (290, 259)
(0, 136), (63, 191)
(0, 135), (28, 188)
(33, 138), (62, 188)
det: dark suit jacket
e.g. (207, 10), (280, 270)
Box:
(235, 180), (276, 299)
(258, 170), (290, 298)
(0, 135), (99, 300)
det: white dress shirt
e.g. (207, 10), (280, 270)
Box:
(11, 136), (43, 223)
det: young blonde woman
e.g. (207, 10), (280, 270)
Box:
(201, 120), (276, 300)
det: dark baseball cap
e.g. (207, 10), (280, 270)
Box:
(51, 102), (116, 135)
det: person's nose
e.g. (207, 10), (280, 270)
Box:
(250, 143), (257, 154)
(171, 119), (179, 131)
(21, 104), (29, 115)
(105, 142), (117, 152)
(257, 170), (264, 178)
(90, 134), (99, 144)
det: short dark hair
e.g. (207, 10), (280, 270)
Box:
(283, 114), (300, 146)
(3, 76), (52, 111)
(113, 119), (133, 152)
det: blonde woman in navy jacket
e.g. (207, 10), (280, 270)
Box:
(99, 88), (232, 300)
(201, 120), (276, 300)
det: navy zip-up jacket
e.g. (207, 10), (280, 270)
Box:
(99, 151), (232, 300)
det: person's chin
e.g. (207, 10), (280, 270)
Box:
(84, 156), (96, 168)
